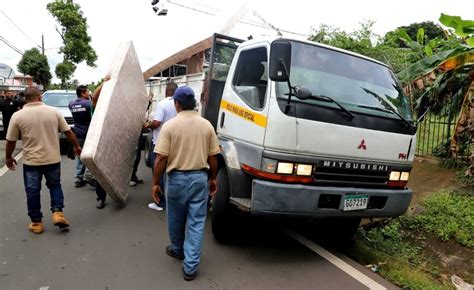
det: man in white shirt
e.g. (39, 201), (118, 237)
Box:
(145, 82), (178, 211)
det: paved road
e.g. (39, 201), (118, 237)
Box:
(0, 153), (396, 289)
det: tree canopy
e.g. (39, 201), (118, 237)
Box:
(47, 0), (97, 87)
(17, 48), (52, 87)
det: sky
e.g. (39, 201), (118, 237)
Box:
(0, 0), (473, 84)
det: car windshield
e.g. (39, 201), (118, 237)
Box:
(42, 92), (77, 107)
(275, 41), (413, 121)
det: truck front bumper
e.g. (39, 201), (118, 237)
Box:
(251, 180), (412, 218)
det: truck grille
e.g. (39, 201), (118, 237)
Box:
(314, 161), (390, 186)
(65, 117), (74, 124)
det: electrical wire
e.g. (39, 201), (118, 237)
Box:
(165, 1), (308, 37)
(0, 10), (42, 49)
(0, 36), (24, 55)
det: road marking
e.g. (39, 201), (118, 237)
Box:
(0, 152), (23, 177)
(287, 230), (386, 290)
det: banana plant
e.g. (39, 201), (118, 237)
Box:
(398, 14), (474, 175)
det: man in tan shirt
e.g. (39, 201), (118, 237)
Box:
(152, 86), (219, 281)
(5, 87), (81, 234)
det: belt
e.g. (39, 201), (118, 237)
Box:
(170, 169), (207, 173)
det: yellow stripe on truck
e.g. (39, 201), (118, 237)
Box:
(220, 100), (267, 128)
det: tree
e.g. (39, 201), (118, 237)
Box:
(47, 0), (97, 86)
(310, 21), (409, 72)
(384, 21), (445, 48)
(17, 48), (52, 88)
(55, 61), (75, 89)
(398, 14), (474, 175)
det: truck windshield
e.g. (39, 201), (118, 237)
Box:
(275, 41), (413, 121)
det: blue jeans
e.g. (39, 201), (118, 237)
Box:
(150, 149), (166, 208)
(166, 171), (209, 275)
(75, 138), (86, 182)
(23, 163), (65, 221)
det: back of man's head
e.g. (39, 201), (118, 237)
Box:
(165, 82), (178, 97)
(173, 86), (196, 111)
(76, 85), (88, 98)
(24, 87), (42, 102)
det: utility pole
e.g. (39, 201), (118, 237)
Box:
(41, 34), (45, 55)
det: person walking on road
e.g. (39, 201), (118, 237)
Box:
(90, 75), (110, 209)
(5, 87), (82, 234)
(145, 82), (177, 211)
(69, 85), (92, 188)
(152, 86), (219, 281)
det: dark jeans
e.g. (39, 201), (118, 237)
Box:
(131, 146), (141, 179)
(75, 138), (86, 182)
(23, 163), (64, 222)
(96, 182), (107, 202)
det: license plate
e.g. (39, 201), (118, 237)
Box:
(343, 194), (368, 211)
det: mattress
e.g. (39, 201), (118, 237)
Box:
(81, 42), (148, 203)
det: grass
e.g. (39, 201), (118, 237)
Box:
(408, 191), (474, 247)
(349, 190), (474, 289)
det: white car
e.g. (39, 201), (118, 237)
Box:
(42, 90), (77, 140)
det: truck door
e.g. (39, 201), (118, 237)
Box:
(217, 44), (270, 146)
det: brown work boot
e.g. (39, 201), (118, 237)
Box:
(52, 212), (70, 229)
(28, 222), (44, 234)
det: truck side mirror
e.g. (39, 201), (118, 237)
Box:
(269, 40), (292, 82)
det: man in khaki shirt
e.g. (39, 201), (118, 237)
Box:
(152, 86), (219, 281)
(5, 87), (81, 234)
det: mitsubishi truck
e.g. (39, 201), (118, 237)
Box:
(147, 34), (416, 242)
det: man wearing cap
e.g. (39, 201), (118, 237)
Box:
(152, 86), (218, 281)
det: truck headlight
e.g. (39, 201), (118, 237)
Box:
(389, 171), (401, 181)
(277, 162), (294, 174)
(400, 171), (410, 181)
(296, 164), (313, 176)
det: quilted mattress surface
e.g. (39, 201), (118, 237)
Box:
(81, 41), (147, 203)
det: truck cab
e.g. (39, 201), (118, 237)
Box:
(202, 35), (416, 241)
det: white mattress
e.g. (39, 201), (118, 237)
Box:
(81, 42), (147, 203)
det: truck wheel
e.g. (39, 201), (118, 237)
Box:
(211, 167), (239, 243)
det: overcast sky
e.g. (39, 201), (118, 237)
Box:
(0, 0), (472, 84)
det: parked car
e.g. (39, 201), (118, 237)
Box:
(42, 90), (76, 151)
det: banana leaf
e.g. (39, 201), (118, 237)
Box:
(397, 47), (472, 83)
(439, 14), (474, 38)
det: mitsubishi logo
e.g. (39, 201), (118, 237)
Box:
(357, 139), (367, 150)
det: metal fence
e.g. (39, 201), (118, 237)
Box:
(416, 112), (471, 158)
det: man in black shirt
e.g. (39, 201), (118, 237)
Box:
(0, 90), (22, 137)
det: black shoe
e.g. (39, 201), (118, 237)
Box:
(131, 176), (143, 184)
(75, 180), (87, 188)
(165, 245), (184, 260)
(182, 267), (196, 281)
(96, 199), (105, 209)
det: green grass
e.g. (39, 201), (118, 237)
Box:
(349, 190), (474, 289)
(408, 191), (474, 247)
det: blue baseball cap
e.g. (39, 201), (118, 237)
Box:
(173, 86), (195, 103)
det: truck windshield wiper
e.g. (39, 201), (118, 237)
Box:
(307, 94), (355, 120)
(360, 87), (413, 128)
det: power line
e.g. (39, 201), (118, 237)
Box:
(167, 0), (215, 16)
(0, 9), (41, 49)
(165, 1), (308, 37)
(0, 36), (24, 55)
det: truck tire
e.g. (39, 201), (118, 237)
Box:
(211, 167), (239, 243)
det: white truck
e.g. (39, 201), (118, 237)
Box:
(147, 34), (416, 242)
